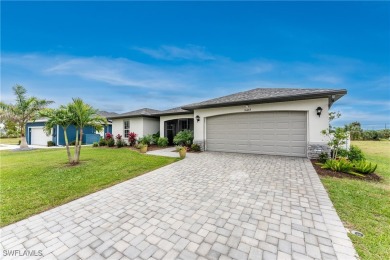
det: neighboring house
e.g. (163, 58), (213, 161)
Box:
(109, 108), (161, 140)
(109, 88), (346, 158)
(25, 111), (116, 146)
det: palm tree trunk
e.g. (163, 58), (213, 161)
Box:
(76, 128), (83, 163)
(63, 127), (72, 164)
(19, 124), (28, 149)
(74, 129), (79, 164)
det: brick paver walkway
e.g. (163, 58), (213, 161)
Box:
(0, 153), (358, 259)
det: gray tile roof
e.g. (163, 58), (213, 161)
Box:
(181, 88), (347, 110)
(97, 111), (119, 118)
(108, 108), (161, 119)
(152, 107), (191, 116)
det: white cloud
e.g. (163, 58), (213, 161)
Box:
(133, 44), (216, 61)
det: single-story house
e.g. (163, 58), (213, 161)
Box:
(108, 88), (346, 158)
(26, 111), (115, 146)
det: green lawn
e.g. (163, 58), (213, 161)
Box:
(0, 137), (20, 145)
(0, 147), (178, 227)
(320, 141), (390, 260)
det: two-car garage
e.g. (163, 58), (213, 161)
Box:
(205, 111), (307, 157)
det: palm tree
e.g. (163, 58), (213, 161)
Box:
(0, 85), (53, 148)
(68, 98), (106, 164)
(40, 106), (74, 163)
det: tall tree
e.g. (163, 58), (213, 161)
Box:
(40, 106), (74, 163)
(68, 98), (106, 164)
(0, 85), (53, 148)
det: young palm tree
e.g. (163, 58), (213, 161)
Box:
(0, 85), (53, 148)
(68, 98), (106, 164)
(40, 106), (74, 163)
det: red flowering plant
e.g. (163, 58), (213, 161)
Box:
(105, 132), (113, 140)
(115, 134), (122, 140)
(128, 132), (137, 146)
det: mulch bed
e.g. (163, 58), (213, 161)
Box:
(311, 160), (382, 182)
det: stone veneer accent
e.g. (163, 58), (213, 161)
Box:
(308, 143), (330, 159)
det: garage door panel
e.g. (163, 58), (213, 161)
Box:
(31, 127), (52, 146)
(206, 111), (307, 157)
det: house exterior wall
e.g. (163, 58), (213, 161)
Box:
(159, 114), (194, 137)
(112, 117), (143, 138)
(192, 98), (329, 158)
(143, 117), (160, 136)
(111, 117), (159, 142)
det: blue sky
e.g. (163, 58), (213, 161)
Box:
(1, 1), (389, 129)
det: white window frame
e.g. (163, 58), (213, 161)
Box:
(124, 120), (130, 138)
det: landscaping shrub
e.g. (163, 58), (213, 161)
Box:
(105, 132), (113, 140)
(138, 134), (153, 145)
(318, 152), (329, 163)
(337, 148), (348, 158)
(321, 159), (353, 173)
(18, 140), (21, 145)
(69, 140), (76, 146)
(152, 132), (160, 144)
(173, 130), (194, 146)
(157, 137), (168, 147)
(99, 138), (106, 146)
(348, 145), (365, 162)
(107, 138), (115, 147)
(92, 142), (99, 147)
(353, 161), (377, 174)
(47, 141), (56, 147)
(190, 143), (201, 152)
(128, 132), (137, 146)
(115, 134), (124, 148)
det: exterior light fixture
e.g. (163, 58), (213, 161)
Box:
(316, 107), (323, 117)
(196, 115), (200, 122)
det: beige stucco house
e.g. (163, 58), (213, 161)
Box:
(108, 88), (347, 158)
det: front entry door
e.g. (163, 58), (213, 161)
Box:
(167, 121), (177, 145)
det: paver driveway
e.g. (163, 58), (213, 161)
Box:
(0, 153), (358, 260)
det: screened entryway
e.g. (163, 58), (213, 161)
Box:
(164, 118), (194, 145)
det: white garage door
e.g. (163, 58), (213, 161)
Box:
(206, 111), (307, 157)
(30, 127), (52, 146)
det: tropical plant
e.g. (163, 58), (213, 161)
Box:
(321, 127), (349, 159)
(190, 143), (201, 152)
(152, 131), (160, 144)
(173, 130), (194, 146)
(138, 134), (153, 145)
(157, 137), (168, 147)
(47, 141), (56, 147)
(105, 132), (113, 140)
(0, 85), (53, 148)
(40, 106), (74, 163)
(67, 98), (107, 164)
(353, 161), (377, 174)
(321, 158), (353, 173)
(98, 137), (106, 146)
(128, 132), (137, 146)
(348, 145), (365, 162)
(107, 138), (115, 147)
(115, 134), (124, 148)
(92, 142), (99, 147)
(318, 152), (329, 163)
